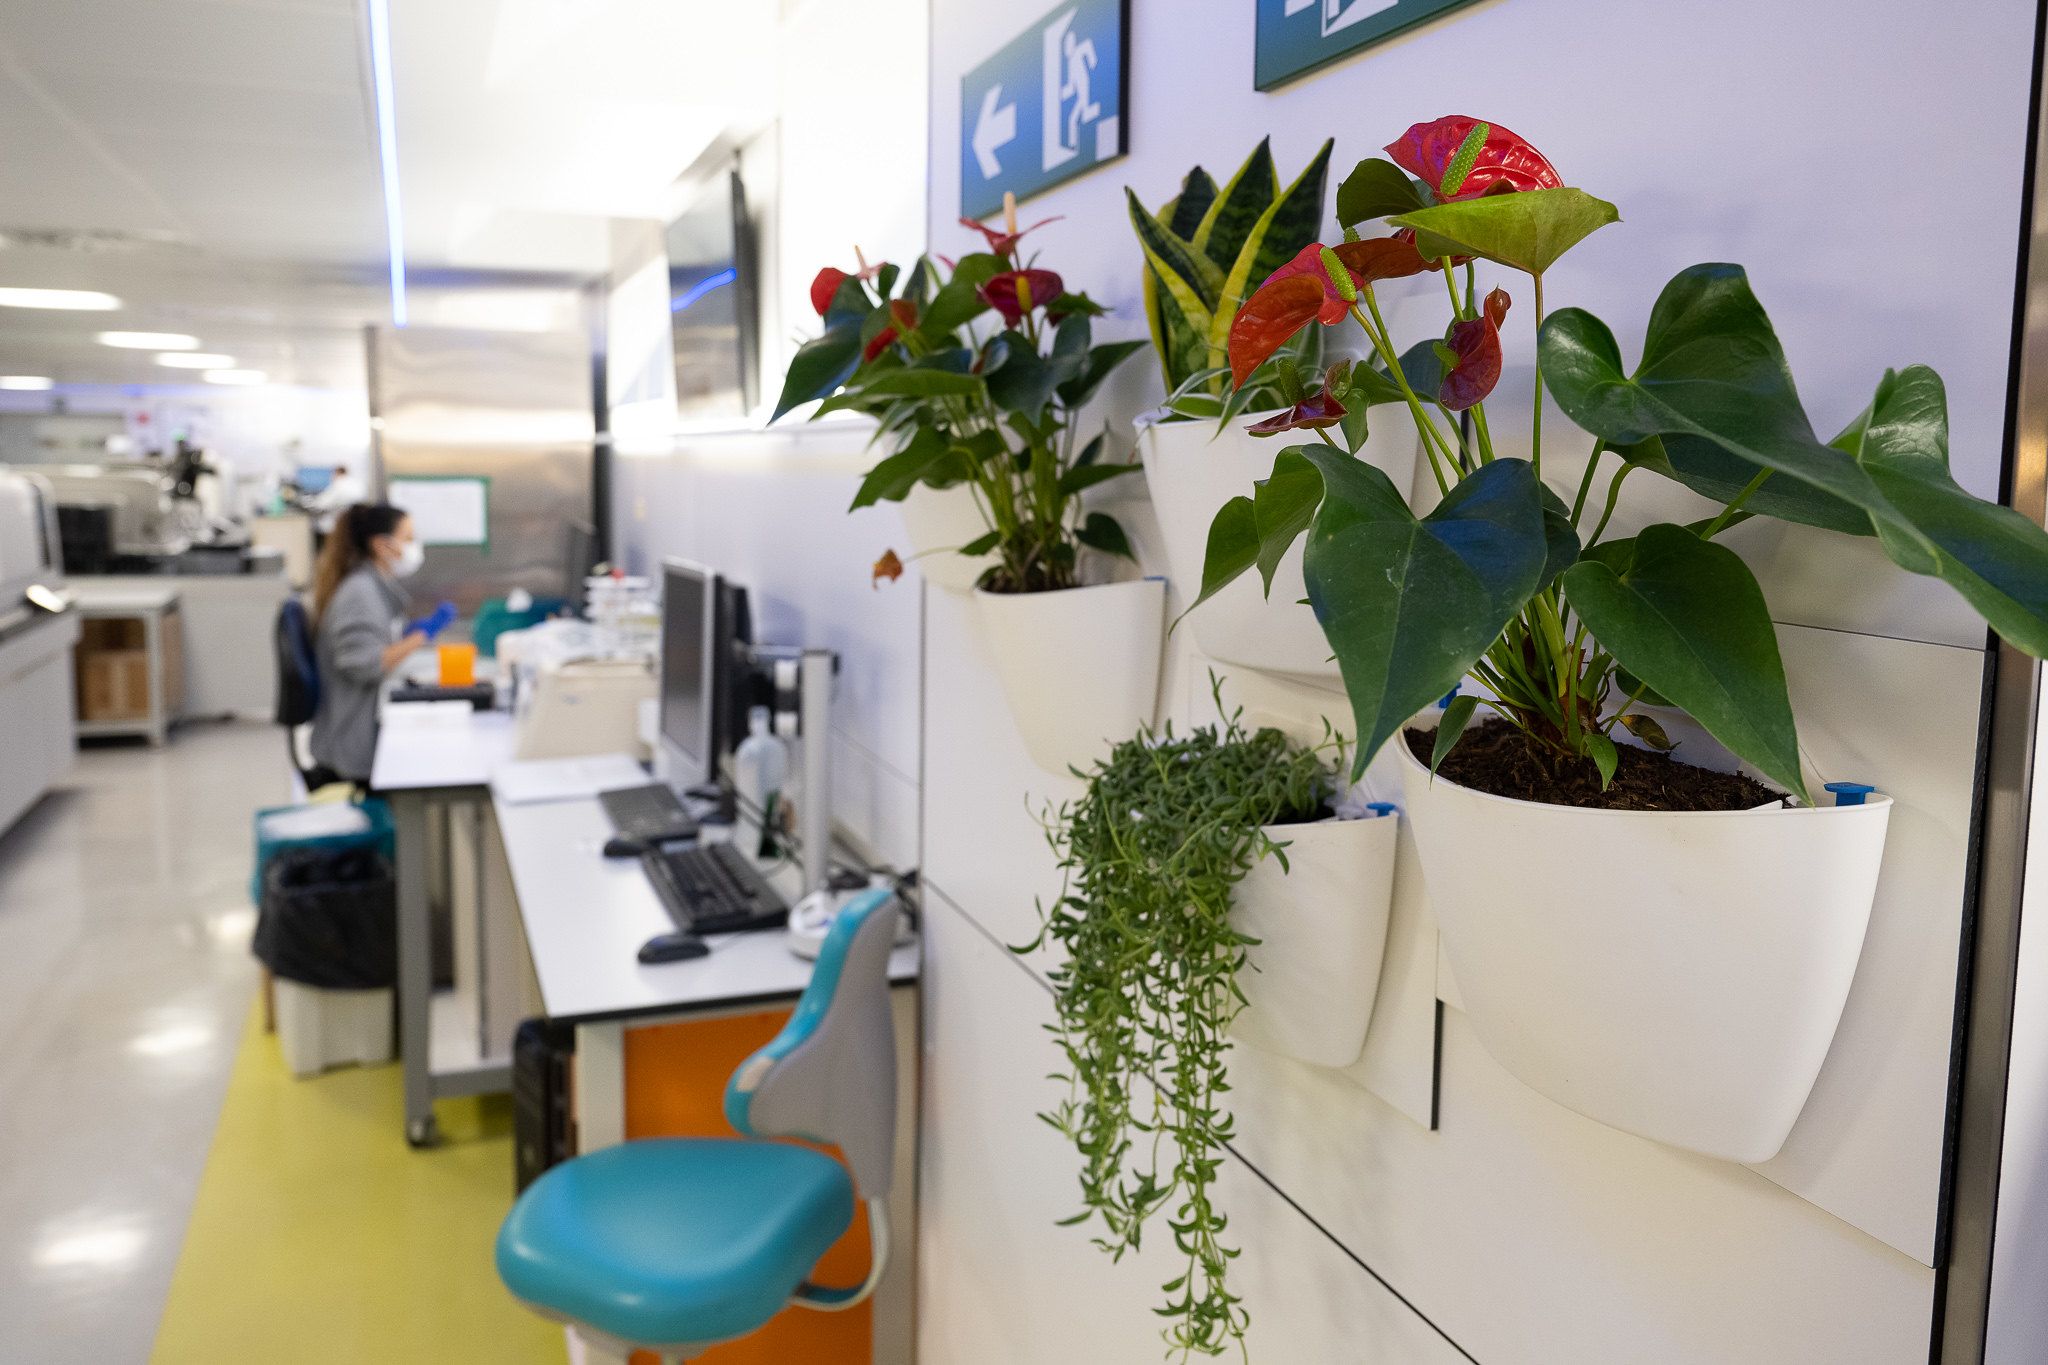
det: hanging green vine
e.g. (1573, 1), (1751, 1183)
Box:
(1023, 683), (1340, 1359)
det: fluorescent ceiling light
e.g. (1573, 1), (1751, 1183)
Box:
(0, 375), (54, 390)
(156, 352), (235, 369)
(203, 368), (267, 386)
(99, 331), (199, 350)
(366, 0), (407, 326)
(0, 287), (121, 311)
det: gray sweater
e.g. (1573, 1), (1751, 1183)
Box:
(309, 565), (410, 782)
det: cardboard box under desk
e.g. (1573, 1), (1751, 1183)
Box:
(74, 613), (184, 722)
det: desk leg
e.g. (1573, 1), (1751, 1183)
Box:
(574, 1021), (625, 1152)
(393, 789), (438, 1147)
(145, 610), (166, 747)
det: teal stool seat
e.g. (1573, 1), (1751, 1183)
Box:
(496, 1137), (855, 1350)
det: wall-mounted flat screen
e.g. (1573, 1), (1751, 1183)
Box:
(665, 169), (761, 422)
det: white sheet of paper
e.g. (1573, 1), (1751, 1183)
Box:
(388, 477), (488, 546)
(492, 752), (650, 806)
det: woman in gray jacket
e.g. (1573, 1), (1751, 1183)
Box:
(307, 503), (445, 784)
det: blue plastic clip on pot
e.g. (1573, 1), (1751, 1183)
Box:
(1366, 801), (1397, 819)
(1824, 781), (1876, 807)
(1438, 686), (1460, 710)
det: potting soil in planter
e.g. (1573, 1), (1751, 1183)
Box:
(1405, 718), (1786, 812)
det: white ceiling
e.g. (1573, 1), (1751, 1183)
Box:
(0, 0), (775, 389)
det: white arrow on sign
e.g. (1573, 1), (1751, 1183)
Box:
(972, 83), (1017, 180)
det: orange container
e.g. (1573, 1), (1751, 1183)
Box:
(437, 642), (477, 687)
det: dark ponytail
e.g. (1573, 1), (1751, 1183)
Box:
(311, 502), (407, 622)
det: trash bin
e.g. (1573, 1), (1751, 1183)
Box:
(255, 844), (398, 1076)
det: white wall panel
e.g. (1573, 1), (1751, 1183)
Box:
(918, 886), (1474, 1365)
(922, 0), (2031, 1356)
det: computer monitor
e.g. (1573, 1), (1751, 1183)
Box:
(659, 558), (718, 787)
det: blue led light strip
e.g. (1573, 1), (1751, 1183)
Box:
(366, 0), (407, 326)
(670, 267), (738, 314)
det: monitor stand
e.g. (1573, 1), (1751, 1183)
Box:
(797, 648), (833, 897)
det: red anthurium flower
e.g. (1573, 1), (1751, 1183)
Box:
(1439, 287), (1512, 411)
(862, 326), (899, 364)
(1230, 239), (1433, 386)
(810, 266), (851, 316)
(1229, 275), (1327, 388)
(1247, 386), (1348, 436)
(861, 302), (920, 363)
(980, 268), (1063, 327)
(1387, 117), (1561, 202)
(958, 214), (1062, 258)
(810, 261), (886, 316)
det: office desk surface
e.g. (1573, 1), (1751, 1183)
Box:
(369, 708), (517, 792)
(492, 793), (920, 1024)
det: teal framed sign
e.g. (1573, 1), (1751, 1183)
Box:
(959, 0), (1129, 221)
(1254, 0), (1486, 90)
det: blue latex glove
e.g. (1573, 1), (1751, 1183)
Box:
(408, 601), (457, 640)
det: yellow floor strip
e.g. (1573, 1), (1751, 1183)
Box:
(153, 1000), (567, 1364)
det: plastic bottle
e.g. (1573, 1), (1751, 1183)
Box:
(733, 705), (790, 858)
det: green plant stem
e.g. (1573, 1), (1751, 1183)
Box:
(1586, 461), (1636, 546)
(1700, 468), (1773, 539)
(1351, 294), (1455, 496)
(1568, 441), (1608, 524)
(1530, 272), (1546, 479)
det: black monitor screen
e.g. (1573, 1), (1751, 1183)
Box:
(660, 560), (714, 780)
(665, 168), (759, 421)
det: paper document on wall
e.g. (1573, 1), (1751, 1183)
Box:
(493, 752), (650, 806)
(387, 477), (489, 546)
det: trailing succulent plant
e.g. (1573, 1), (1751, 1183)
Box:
(1024, 681), (1341, 1359)
(1129, 138), (1333, 421)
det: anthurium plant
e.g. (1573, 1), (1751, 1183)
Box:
(1195, 114), (2048, 807)
(1127, 138), (1333, 422)
(773, 207), (1145, 594)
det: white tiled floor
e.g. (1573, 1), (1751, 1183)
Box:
(0, 723), (287, 1363)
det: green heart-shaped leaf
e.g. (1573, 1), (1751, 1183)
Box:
(1299, 452), (1549, 775)
(771, 324), (863, 421)
(1562, 522), (1806, 803)
(1335, 158), (1431, 228)
(1544, 265), (2048, 658)
(1387, 188), (1619, 276)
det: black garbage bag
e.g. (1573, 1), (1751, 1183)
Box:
(255, 845), (398, 990)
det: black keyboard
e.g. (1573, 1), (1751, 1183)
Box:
(640, 842), (789, 935)
(599, 783), (698, 843)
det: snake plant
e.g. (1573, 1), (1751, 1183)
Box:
(1128, 138), (1333, 418)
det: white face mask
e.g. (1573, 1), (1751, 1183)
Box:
(390, 540), (425, 578)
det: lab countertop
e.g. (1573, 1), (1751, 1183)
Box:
(492, 794), (920, 1025)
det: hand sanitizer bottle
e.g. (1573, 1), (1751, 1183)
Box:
(734, 705), (789, 858)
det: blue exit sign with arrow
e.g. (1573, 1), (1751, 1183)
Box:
(959, 0), (1128, 222)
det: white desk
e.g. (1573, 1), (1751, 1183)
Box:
(492, 795), (919, 1024)
(372, 704), (520, 1147)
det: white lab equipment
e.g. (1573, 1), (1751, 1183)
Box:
(733, 705), (789, 849)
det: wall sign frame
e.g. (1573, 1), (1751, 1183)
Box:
(959, 0), (1129, 221)
(1255, 0), (1487, 90)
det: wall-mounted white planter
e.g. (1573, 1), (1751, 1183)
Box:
(974, 578), (1164, 777)
(1396, 734), (1890, 1164)
(1139, 416), (1338, 682)
(898, 482), (996, 592)
(1230, 812), (1399, 1070)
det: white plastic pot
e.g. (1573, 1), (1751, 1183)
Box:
(898, 482), (997, 592)
(974, 578), (1165, 776)
(1230, 812), (1399, 1069)
(1396, 732), (1889, 1163)
(1139, 415), (1338, 681)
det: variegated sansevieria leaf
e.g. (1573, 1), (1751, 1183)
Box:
(1204, 139), (1334, 376)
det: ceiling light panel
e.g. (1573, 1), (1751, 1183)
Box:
(0, 288), (122, 311)
(99, 331), (200, 350)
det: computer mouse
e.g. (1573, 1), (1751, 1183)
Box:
(602, 835), (648, 858)
(637, 932), (709, 965)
